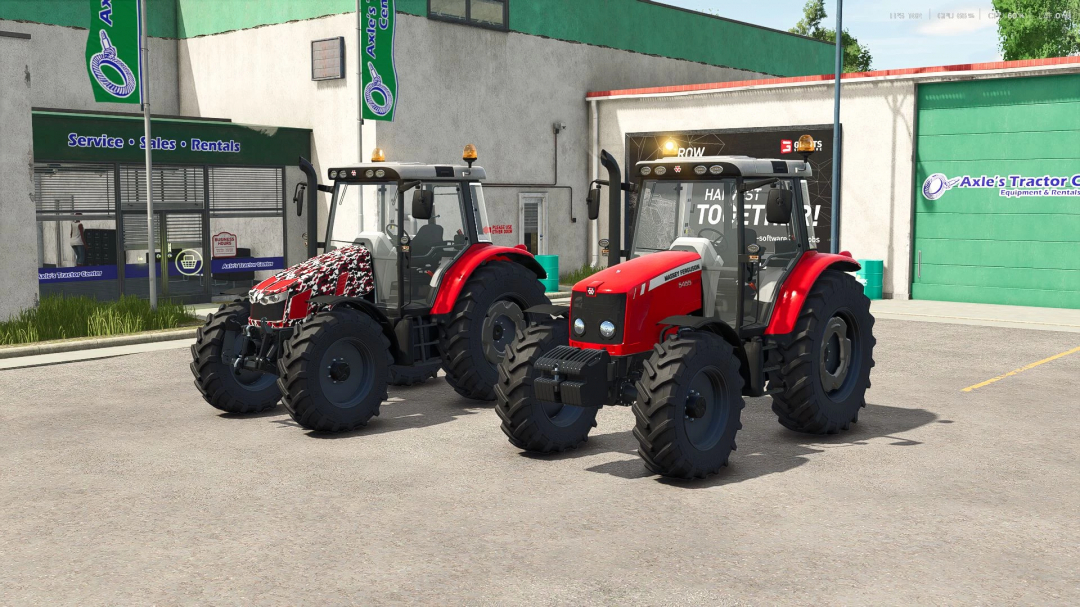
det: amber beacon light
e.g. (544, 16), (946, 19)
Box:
(371, 147), (386, 162)
(463, 144), (478, 167)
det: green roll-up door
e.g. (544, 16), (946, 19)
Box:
(913, 73), (1080, 309)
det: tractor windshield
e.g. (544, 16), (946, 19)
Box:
(631, 179), (799, 259)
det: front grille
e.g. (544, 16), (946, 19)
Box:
(570, 292), (626, 344)
(250, 301), (287, 323)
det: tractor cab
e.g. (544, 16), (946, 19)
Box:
(323, 146), (491, 312)
(629, 154), (813, 331)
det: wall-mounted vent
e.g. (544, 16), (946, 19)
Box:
(311, 37), (345, 81)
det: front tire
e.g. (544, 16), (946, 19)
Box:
(440, 262), (549, 401)
(494, 322), (598, 453)
(277, 307), (391, 432)
(769, 269), (876, 434)
(190, 301), (280, 414)
(633, 332), (745, 479)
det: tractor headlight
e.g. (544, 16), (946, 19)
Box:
(599, 321), (616, 339)
(375, 169), (386, 178)
(573, 318), (586, 336)
(250, 290), (288, 305)
(330, 170), (338, 179)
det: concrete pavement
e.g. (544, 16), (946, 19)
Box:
(1, 318), (1078, 604)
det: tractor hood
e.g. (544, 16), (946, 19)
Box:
(573, 251), (702, 296)
(248, 245), (375, 325)
(569, 250), (704, 356)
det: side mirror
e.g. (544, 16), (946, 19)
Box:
(586, 187), (602, 220)
(292, 183), (307, 217)
(766, 189), (793, 224)
(412, 188), (434, 220)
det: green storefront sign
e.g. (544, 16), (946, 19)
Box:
(361, 0), (398, 121)
(85, 0), (142, 104)
(33, 111), (311, 166)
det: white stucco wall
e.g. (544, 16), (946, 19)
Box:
(179, 13), (372, 258)
(178, 12), (763, 275)
(595, 79), (917, 299)
(0, 32), (41, 320)
(0, 20), (179, 114)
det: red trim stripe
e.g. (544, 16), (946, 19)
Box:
(586, 56), (1080, 99)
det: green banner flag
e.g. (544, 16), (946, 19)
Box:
(85, 0), (142, 104)
(361, 0), (399, 121)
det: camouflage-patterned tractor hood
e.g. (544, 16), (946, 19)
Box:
(249, 245), (375, 325)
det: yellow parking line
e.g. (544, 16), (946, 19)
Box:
(962, 345), (1080, 392)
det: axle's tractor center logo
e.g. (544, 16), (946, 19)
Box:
(89, 30), (136, 99)
(922, 173), (962, 201)
(364, 62), (394, 117)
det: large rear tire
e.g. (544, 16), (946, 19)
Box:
(277, 307), (391, 432)
(190, 301), (280, 414)
(440, 262), (549, 401)
(769, 269), (876, 434)
(633, 332), (745, 479)
(495, 322), (598, 453)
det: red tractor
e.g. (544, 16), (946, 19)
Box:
(191, 146), (550, 432)
(495, 139), (876, 479)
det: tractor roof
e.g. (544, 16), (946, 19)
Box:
(636, 156), (812, 179)
(330, 162), (486, 182)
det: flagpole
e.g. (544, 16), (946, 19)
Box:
(830, 0), (843, 254)
(139, 0), (156, 308)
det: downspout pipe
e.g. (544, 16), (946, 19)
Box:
(589, 99), (600, 266)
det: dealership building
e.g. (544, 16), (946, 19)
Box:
(589, 57), (1080, 309)
(0, 0), (832, 318)
(2, 1), (1078, 320)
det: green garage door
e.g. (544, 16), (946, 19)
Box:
(913, 73), (1080, 309)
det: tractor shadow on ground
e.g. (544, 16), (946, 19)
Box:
(269, 379), (487, 439)
(528, 401), (940, 488)
(218, 407), (290, 421)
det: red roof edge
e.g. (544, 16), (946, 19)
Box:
(586, 55), (1080, 99)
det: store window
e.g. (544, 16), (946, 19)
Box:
(429, 0), (508, 30)
(35, 163), (120, 300)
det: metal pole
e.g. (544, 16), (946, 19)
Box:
(357, 0), (364, 162)
(140, 0), (157, 308)
(830, 0), (842, 254)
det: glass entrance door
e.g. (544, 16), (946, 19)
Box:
(122, 211), (207, 303)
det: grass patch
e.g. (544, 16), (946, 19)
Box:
(560, 264), (604, 286)
(0, 295), (197, 346)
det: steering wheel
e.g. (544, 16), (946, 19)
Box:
(697, 227), (725, 249)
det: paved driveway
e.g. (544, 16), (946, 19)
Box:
(1, 319), (1077, 605)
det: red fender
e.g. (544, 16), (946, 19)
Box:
(430, 243), (546, 315)
(765, 251), (861, 335)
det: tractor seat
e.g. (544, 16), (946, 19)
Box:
(411, 223), (444, 260)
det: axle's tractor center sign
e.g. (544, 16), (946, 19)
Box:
(923, 172), (1080, 200)
(86, 0), (142, 104)
(361, 0), (399, 121)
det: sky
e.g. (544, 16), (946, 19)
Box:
(656, 1), (1003, 71)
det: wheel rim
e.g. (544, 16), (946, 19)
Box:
(819, 311), (860, 400)
(222, 330), (276, 391)
(319, 337), (375, 408)
(481, 299), (525, 365)
(683, 366), (729, 451)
